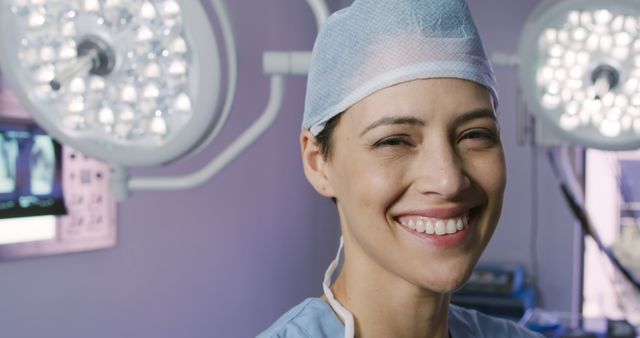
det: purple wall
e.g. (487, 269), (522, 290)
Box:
(0, 1), (578, 337)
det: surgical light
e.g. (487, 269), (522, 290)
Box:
(0, 0), (329, 199)
(0, 0), (222, 167)
(494, 0), (640, 319)
(517, 0), (640, 150)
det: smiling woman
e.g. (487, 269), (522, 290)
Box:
(307, 78), (506, 297)
(258, 1), (543, 338)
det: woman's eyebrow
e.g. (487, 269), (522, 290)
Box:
(453, 108), (496, 125)
(360, 116), (426, 137)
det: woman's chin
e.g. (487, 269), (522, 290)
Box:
(417, 281), (467, 295)
(410, 267), (475, 294)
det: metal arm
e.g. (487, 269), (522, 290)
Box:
(305, 0), (329, 32)
(112, 0), (329, 198)
(186, 0), (238, 157)
(127, 75), (284, 192)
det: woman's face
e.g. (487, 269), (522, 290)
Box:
(303, 78), (506, 293)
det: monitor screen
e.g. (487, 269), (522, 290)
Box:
(0, 120), (66, 219)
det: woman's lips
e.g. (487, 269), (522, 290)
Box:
(396, 205), (472, 220)
(395, 208), (477, 248)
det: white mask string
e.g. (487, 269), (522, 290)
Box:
(322, 235), (355, 338)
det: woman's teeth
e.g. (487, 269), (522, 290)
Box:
(399, 214), (469, 236)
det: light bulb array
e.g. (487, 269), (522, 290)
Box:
(536, 8), (640, 139)
(9, 0), (192, 147)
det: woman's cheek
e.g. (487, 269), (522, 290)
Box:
(465, 152), (506, 192)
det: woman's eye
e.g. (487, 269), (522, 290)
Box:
(374, 136), (413, 148)
(459, 129), (497, 145)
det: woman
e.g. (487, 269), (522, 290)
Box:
(259, 1), (543, 337)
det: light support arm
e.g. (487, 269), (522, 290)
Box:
(305, 0), (329, 32)
(186, 0), (238, 157)
(491, 52), (520, 69)
(125, 75), (285, 193)
(263, 51), (312, 75)
(109, 0), (329, 199)
(123, 50), (313, 195)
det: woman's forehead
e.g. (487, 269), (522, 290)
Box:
(344, 78), (495, 129)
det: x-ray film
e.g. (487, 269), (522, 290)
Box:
(0, 120), (66, 219)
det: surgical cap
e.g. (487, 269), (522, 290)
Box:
(302, 0), (499, 135)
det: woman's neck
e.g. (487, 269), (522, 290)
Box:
(327, 250), (451, 338)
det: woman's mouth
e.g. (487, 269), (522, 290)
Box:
(394, 208), (478, 248)
(397, 212), (469, 236)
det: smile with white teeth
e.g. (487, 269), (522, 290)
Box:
(399, 213), (469, 236)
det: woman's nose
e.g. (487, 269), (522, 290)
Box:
(412, 142), (471, 199)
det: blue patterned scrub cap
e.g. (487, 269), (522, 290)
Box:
(302, 0), (499, 135)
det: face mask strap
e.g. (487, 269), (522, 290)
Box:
(322, 235), (355, 338)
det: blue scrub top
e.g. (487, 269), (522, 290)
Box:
(257, 298), (544, 338)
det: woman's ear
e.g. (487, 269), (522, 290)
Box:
(300, 130), (335, 198)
